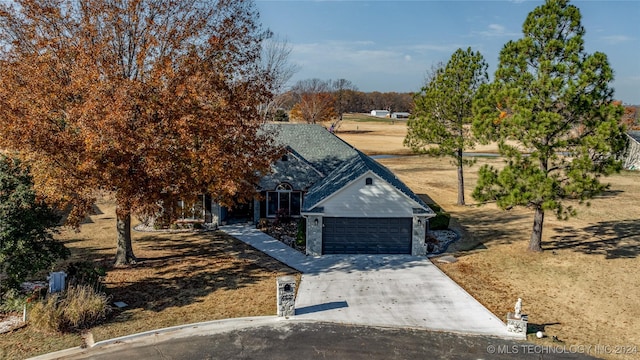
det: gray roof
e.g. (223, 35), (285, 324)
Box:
(629, 131), (640, 143)
(258, 148), (323, 191)
(261, 124), (430, 214)
(303, 150), (431, 213)
(263, 124), (358, 174)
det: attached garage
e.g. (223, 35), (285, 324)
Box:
(322, 217), (412, 254)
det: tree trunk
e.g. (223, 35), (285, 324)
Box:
(456, 149), (465, 206)
(115, 211), (137, 265)
(528, 206), (544, 252)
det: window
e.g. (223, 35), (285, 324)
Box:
(365, 177), (373, 185)
(176, 195), (206, 220)
(267, 183), (302, 217)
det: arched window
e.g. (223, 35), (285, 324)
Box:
(365, 177), (373, 185)
(267, 183), (301, 218)
(276, 183), (293, 191)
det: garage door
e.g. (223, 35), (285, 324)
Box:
(322, 217), (412, 254)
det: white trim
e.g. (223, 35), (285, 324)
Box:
(266, 188), (303, 218)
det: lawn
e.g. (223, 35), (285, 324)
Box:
(0, 198), (297, 360)
(2, 118), (638, 360)
(336, 119), (640, 360)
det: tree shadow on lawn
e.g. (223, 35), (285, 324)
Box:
(548, 219), (640, 259)
(416, 194), (531, 254)
(448, 208), (530, 250)
(102, 231), (294, 312)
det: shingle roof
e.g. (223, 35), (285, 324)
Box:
(628, 131), (640, 143)
(258, 148), (323, 191)
(263, 124), (358, 174)
(261, 124), (430, 214)
(302, 150), (432, 213)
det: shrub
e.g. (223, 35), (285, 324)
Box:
(0, 288), (27, 312)
(428, 203), (450, 230)
(257, 218), (269, 229)
(29, 285), (111, 333)
(296, 218), (306, 247)
(66, 261), (106, 293)
(29, 295), (64, 332)
(62, 285), (111, 330)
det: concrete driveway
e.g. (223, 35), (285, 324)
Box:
(222, 225), (518, 338)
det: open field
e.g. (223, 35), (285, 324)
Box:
(335, 119), (640, 360)
(0, 199), (297, 359)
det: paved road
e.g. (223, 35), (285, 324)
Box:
(56, 320), (598, 360)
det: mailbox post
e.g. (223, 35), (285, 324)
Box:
(276, 276), (296, 317)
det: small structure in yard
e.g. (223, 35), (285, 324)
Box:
(514, 298), (522, 318)
(506, 298), (528, 339)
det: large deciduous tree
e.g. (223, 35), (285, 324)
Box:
(0, 155), (69, 290)
(472, 0), (627, 252)
(405, 47), (488, 205)
(289, 78), (336, 124)
(0, 0), (280, 265)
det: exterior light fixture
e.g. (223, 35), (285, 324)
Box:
(314, 218), (319, 226)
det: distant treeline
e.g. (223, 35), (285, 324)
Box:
(280, 89), (414, 113)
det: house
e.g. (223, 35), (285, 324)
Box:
(623, 131), (640, 170)
(210, 124), (435, 256)
(370, 110), (390, 118)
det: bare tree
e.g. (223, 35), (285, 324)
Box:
(331, 78), (358, 130)
(258, 35), (299, 121)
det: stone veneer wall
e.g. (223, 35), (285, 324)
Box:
(305, 215), (323, 256)
(411, 215), (428, 256)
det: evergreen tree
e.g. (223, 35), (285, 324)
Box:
(405, 47), (488, 205)
(0, 156), (68, 290)
(472, 0), (627, 252)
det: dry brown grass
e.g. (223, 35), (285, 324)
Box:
(337, 119), (640, 360)
(0, 199), (297, 360)
(2, 118), (637, 359)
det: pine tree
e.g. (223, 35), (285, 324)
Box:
(472, 0), (627, 252)
(405, 47), (488, 205)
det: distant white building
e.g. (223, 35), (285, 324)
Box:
(370, 110), (389, 117)
(391, 112), (410, 119)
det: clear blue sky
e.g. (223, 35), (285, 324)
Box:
(256, 0), (640, 104)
